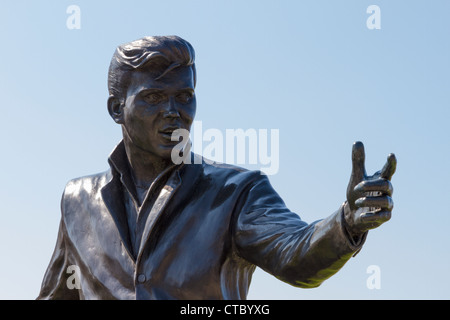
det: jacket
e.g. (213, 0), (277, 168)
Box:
(37, 141), (365, 300)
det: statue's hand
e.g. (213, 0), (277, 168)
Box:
(344, 141), (397, 236)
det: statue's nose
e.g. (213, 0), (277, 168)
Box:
(163, 97), (181, 118)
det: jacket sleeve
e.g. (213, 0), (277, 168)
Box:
(233, 173), (367, 288)
(37, 191), (80, 300)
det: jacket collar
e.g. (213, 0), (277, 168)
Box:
(107, 140), (138, 205)
(101, 140), (184, 263)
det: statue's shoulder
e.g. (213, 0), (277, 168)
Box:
(62, 169), (112, 202)
(196, 154), (268, 186)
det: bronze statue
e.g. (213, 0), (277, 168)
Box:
(37, 36), (396, 300)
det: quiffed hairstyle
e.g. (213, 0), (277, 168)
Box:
(108, 35), (196, 99)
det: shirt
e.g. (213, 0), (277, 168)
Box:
(108, 144), (179, 258)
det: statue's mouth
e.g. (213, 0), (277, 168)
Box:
(158, 126), (183, 141)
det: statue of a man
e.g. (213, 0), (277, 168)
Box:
(37, 36), (396, 300)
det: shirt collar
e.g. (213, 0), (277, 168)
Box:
(107, 140), (184, 204)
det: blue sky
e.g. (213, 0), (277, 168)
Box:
(1, 0), (449, 299)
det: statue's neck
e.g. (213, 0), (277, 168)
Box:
(123, 139), (172, 190)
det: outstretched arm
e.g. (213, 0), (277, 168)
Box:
(234, 141), (396, 288)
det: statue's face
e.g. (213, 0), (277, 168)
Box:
(121, 66), (196, 160)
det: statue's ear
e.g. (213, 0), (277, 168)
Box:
(107, 96), (124, 124)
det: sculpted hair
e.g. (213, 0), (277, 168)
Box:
(108, 35), (196, 99)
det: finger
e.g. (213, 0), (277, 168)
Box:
(359, 210), (392, 229)
(354, 179), (393, 196)
(355, 195), (394, 211)
(380, 153), (397, 181)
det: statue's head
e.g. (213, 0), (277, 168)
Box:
(107, 35), (196, 160)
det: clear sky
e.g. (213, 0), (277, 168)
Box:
(1, 0), (449, 299)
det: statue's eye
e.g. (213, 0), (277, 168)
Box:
(144, 93), (163, 104)
(176, 92), (193, 104)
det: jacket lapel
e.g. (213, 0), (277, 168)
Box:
(136, 170), (182, 262)
(101, 171), (135, 263)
